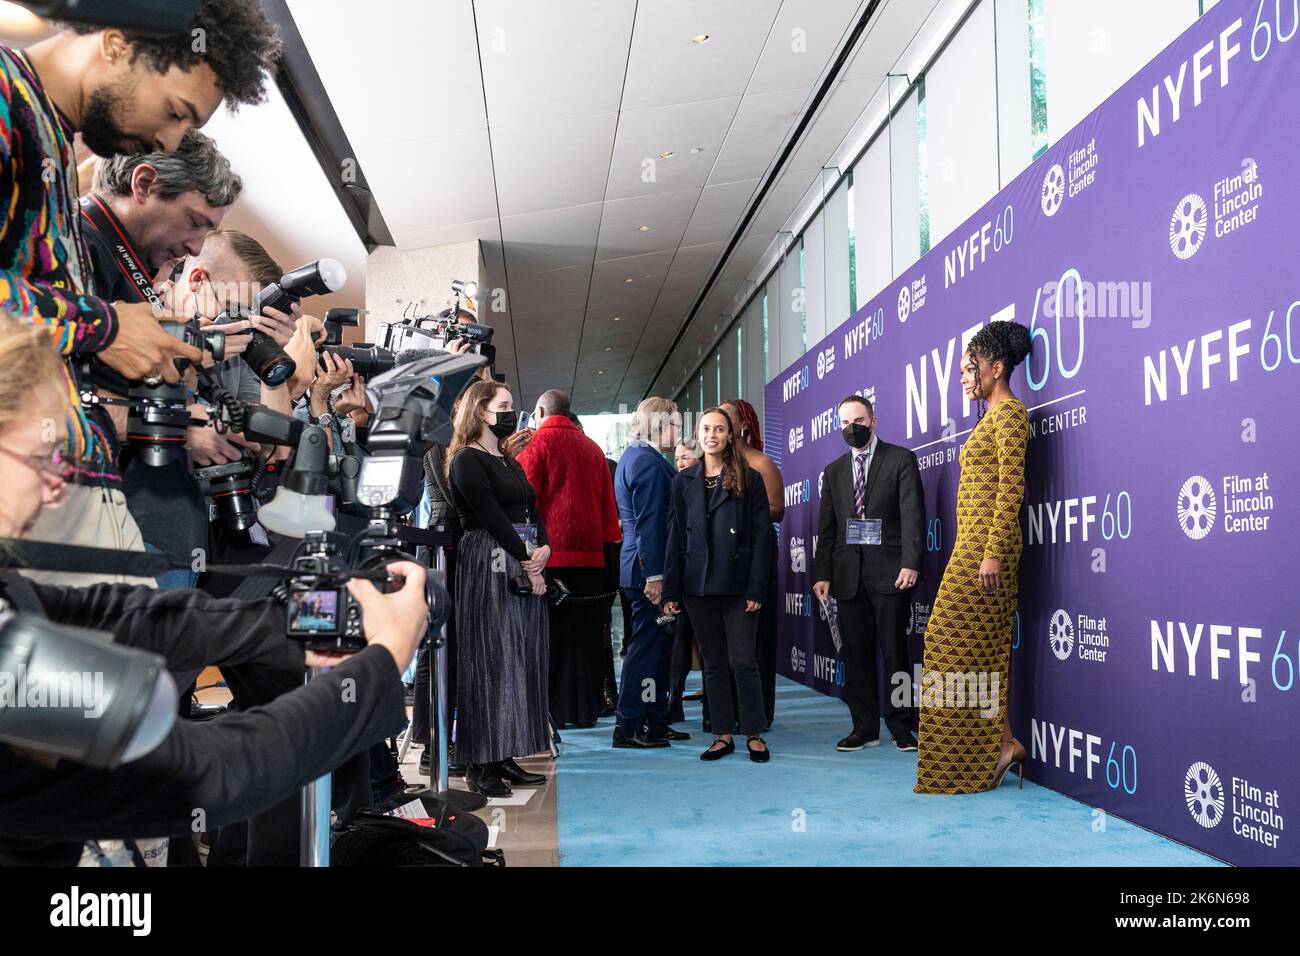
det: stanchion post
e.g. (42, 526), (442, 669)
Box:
(430, 544), (450, 792)
(300, 666), (332, 867)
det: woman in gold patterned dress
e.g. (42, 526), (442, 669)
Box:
(915, 321), (1032, 794)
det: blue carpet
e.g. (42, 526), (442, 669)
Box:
(554, 676), (1220, 866)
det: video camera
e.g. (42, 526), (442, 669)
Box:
(374, 280), (496, 373)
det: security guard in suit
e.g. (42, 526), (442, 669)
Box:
(813, 395), (925, 753)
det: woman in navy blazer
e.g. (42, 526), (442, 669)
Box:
(663, 407), (772, 762)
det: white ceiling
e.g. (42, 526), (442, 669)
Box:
(285, 0), (947, 413)
(203, 82), (368, 319)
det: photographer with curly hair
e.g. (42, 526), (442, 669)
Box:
(0, 2), (282, 586)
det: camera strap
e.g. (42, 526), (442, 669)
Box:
(0, 539), (400, 585)
(79, 195), (163, 309)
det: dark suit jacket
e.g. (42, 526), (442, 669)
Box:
(663, 465), (771, 604)
(615, 441), (676, 589)
(813, 438), (925, 599)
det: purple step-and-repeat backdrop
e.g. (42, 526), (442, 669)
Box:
(764, 0), (1297, 866)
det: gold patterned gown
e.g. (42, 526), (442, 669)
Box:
(915, 396), (1029, 794)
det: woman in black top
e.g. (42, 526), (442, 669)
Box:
(663, 408), (773, 763)
(447, 380), (552, 797)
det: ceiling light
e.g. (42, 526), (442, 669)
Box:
(690, 146), (703, 154)
(638, 224), (651, 232)
(613, 315), (621, 321)
(605, 346), (613, 351)
(624, 277), (634, 284)
(598, 370), (605, 375)
(659, 150), (674, 159)
(692, 34), (710, 44)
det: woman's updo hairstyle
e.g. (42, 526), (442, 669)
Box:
(967, 319), (1032, 374)
(966, 320), (1032, 418)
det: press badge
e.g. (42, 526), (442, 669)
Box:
(846, 518), (882, 546)
(513, 523), (538, 556)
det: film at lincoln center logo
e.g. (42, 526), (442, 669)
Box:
(896, 283), (911, 323)
(1184, 761), (1226, 829)
(1177, 475), (1217, 540)
(1169, 193), (1208, 259)
(1049, 609), (1074, 661)
(1041, 163), (1065, 217)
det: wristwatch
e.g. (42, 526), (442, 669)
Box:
(312, 411), (335, 429)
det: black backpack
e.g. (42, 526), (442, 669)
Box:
(331, 791), (505, 867)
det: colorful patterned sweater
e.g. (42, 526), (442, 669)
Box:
(0, 44), (120, 485)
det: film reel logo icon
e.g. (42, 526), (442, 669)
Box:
(1177, 475), (1217, 540)
(1170, 193), (1208, 259)
(1184, 762), (1226, 829)
(1041, 163), (1065, 217)
(897, 283), (911, 323)
(1049, 609), (1074, 661)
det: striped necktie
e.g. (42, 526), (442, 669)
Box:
(854, 452), (867, 517)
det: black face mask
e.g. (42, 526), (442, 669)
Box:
(842, 422), (872, 449)
(488, 410), (518, 439)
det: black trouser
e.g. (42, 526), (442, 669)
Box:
(683, 594), (765, 737)
(665, 604), (695, 723)
(838, 572), (916, 740)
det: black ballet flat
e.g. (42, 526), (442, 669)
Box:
(746, 736), (770, 763)
(700, 738), (735, 761)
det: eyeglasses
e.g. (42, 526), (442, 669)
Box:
(0, 444), (76, 484)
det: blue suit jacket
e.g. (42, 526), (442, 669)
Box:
(614, 441), (676, 589)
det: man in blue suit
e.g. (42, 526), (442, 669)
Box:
(612, 397), (690, 748)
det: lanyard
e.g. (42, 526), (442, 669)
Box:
(78, 194), (162, 308)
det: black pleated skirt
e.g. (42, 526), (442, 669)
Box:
(454, 530), (551, 765)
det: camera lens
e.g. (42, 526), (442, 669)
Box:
(243, 329), (297, 386)
(319, 345), (395, 379)
(199, 460), (259, 532)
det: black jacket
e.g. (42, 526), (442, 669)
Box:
(0, 573), (407, 864)
(663, 466), (771, 604)
(813, 438), (925, 599)
(422, 443), (462, 537)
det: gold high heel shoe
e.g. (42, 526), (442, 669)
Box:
(991, 739), (1026, 789)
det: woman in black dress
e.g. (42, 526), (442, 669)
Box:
(447, 380), (552, 797)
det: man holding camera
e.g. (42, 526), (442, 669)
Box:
(78, 131), (246, 587)
(0, 6), (282, 585)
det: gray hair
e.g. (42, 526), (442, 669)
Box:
(629, 397), (678, 442)
(536, 389), (571, 417)
(93, 129), (243, 208)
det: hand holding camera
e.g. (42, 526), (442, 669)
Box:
(330, 561), (429, 673)
(102, 300), (205, 384)
(284, 315), (326, 399)
(186, 403), (262, 465)
(315, 351), (354, 394)
(200, 315), (253, 360)
(250, 304), (299, 347)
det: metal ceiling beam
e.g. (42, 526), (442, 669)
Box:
(259, 0), (394, 252)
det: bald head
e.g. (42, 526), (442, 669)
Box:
(533, 389), (571, 423)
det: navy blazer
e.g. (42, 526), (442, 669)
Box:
(614, 440), (676, 589)
(663, 465), (771, 604)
